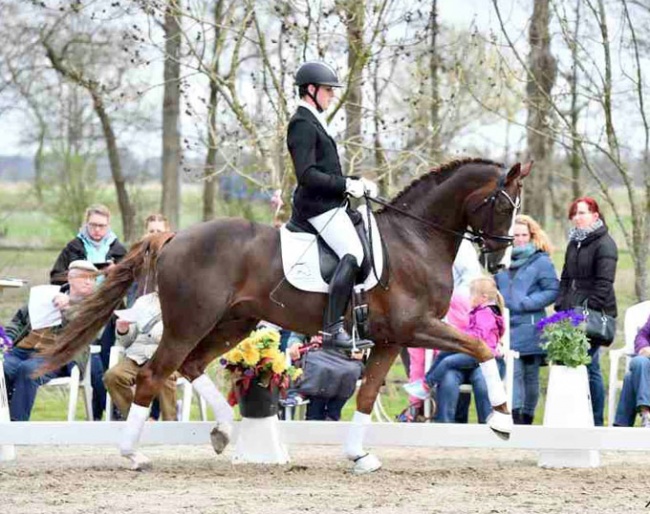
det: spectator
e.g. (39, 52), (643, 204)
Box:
(399, 238), (482, 422)
(288, 333), (363, 421)
(554, 197), (618, 427)
(406, 276), (506, 424)
(2, 261), (103, 421)
(103, 293), (177, 421)
(49, 204), (127, 395)
(613, 313), (650, 427)
(495, 215), (559, 425)
(50, 204), (127, 285)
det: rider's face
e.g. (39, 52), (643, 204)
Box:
(310, 85), (335, 110)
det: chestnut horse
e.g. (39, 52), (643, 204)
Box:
(41, 158), (531, 472)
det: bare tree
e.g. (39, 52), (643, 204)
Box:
(524, 0), (557, 225)
(43, 38), (136, 241)
(161, 0), (182, 229)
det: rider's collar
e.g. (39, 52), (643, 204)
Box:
(298, 100), (335, 139)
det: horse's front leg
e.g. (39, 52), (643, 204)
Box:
(412, 315), (512, 439)
(344, 343), (399, 474)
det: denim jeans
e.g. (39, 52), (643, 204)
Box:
(587, 345), (605, 426)
(431, 355), (505, 424)
(513, 355), (544, 417)
(305, 396), (348, 421)
(614, 355), (650, 426)
(3, 347), (69, 421)
(425, 352), (479, 387)
(90, 353), (106, 421)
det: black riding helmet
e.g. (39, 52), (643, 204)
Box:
(295, 61), (342, 112)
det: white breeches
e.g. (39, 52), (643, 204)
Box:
(308, 207), (364, 267)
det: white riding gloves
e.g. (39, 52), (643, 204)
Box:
(345, 177), (379, 199)
(345, 178), (366, 198)
(360, 177), (379, 199)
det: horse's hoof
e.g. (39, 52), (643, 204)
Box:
(351, 453), (382, 474)
(487, 410), (513, 440)
(210, 423), (232, 455)
(123, 451), (151, 471)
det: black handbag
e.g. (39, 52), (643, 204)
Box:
(295, 348), (363, 399)
(576, 301), (616, 345)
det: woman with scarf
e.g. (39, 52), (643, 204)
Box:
(495, 215), (559, 425)
(49, 204), (127, 285)
(553, 198), (618, 426)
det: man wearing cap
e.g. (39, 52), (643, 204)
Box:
(2, 260), (103, 421)
(287, 61), (378, 351)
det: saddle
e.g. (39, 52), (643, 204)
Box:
(279, 204), (386, 294)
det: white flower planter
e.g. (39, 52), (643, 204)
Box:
(0, 360), (16, 462)
(538, 364), (599, 468)
(232, 416), (290, 465)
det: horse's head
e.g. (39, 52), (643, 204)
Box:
(465, 161), (532, 274)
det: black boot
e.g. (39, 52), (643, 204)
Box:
(512, 408), (523, 425)
(521, 413), (534, 425)
(322, 254), (374, 351)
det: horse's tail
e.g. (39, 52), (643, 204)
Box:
(37, 232), (175, 376)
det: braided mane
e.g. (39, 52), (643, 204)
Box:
(384, 157), (502, 210)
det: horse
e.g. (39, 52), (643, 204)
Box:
(40, 157), (531, 473)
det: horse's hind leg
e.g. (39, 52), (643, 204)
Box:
(344, 343), (400, 474)
(177, 318), (259, 455)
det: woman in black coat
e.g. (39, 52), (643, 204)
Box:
(555, 197), (618, 426)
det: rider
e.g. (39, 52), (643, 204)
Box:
(287, 61), (378, 352)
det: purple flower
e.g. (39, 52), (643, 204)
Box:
(219, 358), (228, 367)
(536, 310), (585, 332)
(244, 369), (255, 377)
(0, 325), (12, 352)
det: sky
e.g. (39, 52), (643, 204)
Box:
(0, 1), (540, 162)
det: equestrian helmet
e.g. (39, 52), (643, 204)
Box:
(295, 61), (343, 88)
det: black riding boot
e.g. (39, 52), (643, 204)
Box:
(322, 254), (374, 351)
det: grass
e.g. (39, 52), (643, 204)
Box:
(0, 181), (642, 424)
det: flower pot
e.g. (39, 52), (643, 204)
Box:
(238, 380), (280, 419)
(538, 364), (599, 468)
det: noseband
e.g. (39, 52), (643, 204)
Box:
(469, 175), (520, 255)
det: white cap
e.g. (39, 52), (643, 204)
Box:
(68, 260), (99, 273)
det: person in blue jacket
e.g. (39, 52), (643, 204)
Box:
(495, 215), (559, 425)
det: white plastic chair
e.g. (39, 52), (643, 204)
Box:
(423, 308), (517, 419)
(40, 344), (101, 421)
(607, 301), (650, 426)
(105, 345), (207, 421)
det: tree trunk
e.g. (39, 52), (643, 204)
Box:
(525, 0), (556, 225)
(90, 89), (135, 241)
(202, 0), (224, 221)
(342, 1), (365, 174)
(161, 0), (182, 229)
(429, 0), (441, 163)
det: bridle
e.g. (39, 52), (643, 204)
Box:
(469, 174), (521, 255)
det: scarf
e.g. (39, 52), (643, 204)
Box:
(568, 218), (603, 243)
(78, 225), (117, 264)
(509, 243), (537, 269)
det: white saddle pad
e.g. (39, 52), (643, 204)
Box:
(280, 205), (384, 293)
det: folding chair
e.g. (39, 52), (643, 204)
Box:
(607, 301), (650, 426)
(41, 344), (101, 421)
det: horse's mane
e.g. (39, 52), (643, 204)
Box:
(383, 157), (503, 211)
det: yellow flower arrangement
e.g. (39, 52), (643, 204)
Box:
(221, 327), (302, 405)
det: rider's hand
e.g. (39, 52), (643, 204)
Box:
(360, 177), (379, 199)
(345, 178), (365, 199)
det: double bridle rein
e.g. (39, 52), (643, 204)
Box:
(365, 174), (520, 256)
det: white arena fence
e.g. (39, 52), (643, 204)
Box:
(2, 421), (650, 452)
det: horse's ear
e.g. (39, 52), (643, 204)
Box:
(505, 161), (533, 184)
